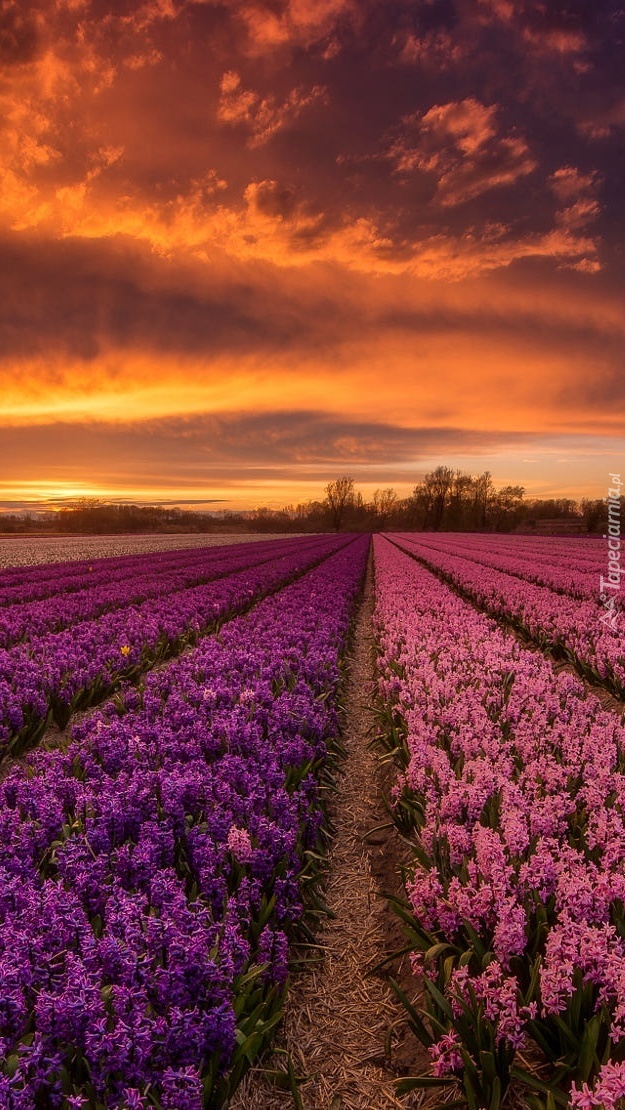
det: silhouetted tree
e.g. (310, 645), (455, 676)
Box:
(372, 488), (398, 530)
(492, 485), (525, 529)
(324, 476), (355, 531)
(422, 466), (455, 529)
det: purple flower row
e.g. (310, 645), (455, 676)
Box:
(0, 537), (328, 648)
(389, 533), (625, 697)
(0, 537), (311, 610)
(0, 535), (349, 759)
(373, 535), (625, 1106)
(0, 535), (369, 1107)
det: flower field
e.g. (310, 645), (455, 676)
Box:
(0, 534), (368, 1107)
(388, 533), (625, 697)
(373, 535), (625, 1109)
(0, 535), (346, 758)
(0, 530), (623, 1108)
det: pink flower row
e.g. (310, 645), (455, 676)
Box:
(388, 534), (625, 696)
(394, 532), (619, 609)
(373, 535), (625, 1106)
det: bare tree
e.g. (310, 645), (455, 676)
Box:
(424, 466), (455, 530)
(492, 484), (525, 529)
(372, 488), (398, 530)
(448, 470), (474, 528)
(325, 476), (355, 531)
(472, 470), (495, 529)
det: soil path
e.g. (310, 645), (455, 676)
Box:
(230, 550), (420, 1110)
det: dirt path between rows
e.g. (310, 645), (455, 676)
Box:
(230, 551), (422, 1110)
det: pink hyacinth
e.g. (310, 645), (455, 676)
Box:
(429, 1030), (466, 1076)
(571, 1061), (625, 1109)
(227, 826), (253, 864)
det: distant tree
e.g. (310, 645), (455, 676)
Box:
(372, 488), (398, 530)
(446, 470), (474, 529)
(472, 470), (495, 530)
(423, 466), (455, 529)
(324, 476), (355, 531)
(408, 483), (432, 529)
(492, 484), (525, 530)
(580, 498), (606, 533)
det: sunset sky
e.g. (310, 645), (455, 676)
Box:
(1, 0), (624, 513)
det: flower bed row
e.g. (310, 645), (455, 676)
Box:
(0, 535), (349, 761)
(394, 533), (619, 610)
(388, 534), (625, 698)
(373, 536), (625, 1110)
(0, 535), (369, 1108)
(0, 537), (311, 609)
(417, 533), (603, 569)
(0, 537), (327, 647)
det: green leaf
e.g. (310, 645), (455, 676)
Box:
(578, 1012), (603, 1083)
(553, 1014), (582, 1052)
(4, 1053), (19, 1078)
(463, 1068), (480, 1110)
(510, 1066), (569, 1106)
(479, 1050), (496, 1083)
(388, 978), (433, 1046)
(489, 1075), (502, 1110)
(395, 1075), (458, 1093)
(425, 942), (459, 965)
(423, 976), (455, 1022)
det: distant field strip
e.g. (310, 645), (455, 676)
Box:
(0, 537), (327, 643)
(0, 532), (302, 570)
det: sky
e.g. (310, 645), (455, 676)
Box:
(1, 0), (624, 513)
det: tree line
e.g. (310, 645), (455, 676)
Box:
(315, 470), (606, 533)
(0, 469), (612, 535)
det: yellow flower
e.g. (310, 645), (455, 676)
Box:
(120, 645), (131, 656)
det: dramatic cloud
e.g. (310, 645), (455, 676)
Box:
(0, 0), (623, 509)
(227, 0), (356, 55)
(217, 71), (327, 146)
(388, 98), (537, 206)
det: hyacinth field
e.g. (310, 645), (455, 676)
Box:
(0, 533), (623, 1109)
(373, 534), (625, 1110)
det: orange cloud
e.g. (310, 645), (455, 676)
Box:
(388, 99), (537, 206)
(578, 99), (625, 140)
(476, 0), (516, 22)
(217, 70), (327, 146)
(393, 28), (465, 68)
(476, 0), (589, 58)
(230, 0), (356, 55)
(555, 199), (601, 232)
(522, 25), (587, 56)
(549, 166), (601, 202)
(421, 99), (499, 156)
(547, 165), (602, 239)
